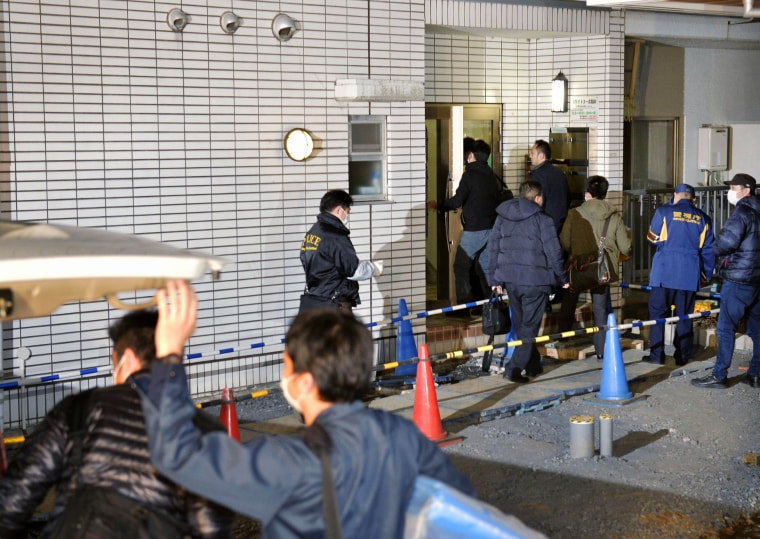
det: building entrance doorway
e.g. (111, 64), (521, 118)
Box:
(425, 104), (502, 307)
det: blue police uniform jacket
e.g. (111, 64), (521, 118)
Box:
(715, 194), (760, 285)
(647, 198), (715, 291)
(135, 363), (475, 539)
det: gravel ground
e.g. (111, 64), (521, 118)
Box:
(443, 351), (760, 538)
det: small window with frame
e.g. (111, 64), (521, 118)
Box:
(349, 116), (387, 202)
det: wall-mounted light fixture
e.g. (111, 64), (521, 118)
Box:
(551, 71), (568, 113)
(284, 128), (314, 161)
(167, 8), (189, 32)
(220, 11), (241, 34)
(272, 13), (300, 42)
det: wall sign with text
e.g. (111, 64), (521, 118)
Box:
(570, 96), (599, 123)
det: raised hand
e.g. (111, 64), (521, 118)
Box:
(155, 280), (198, 359)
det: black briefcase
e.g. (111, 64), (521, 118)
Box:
(481, 291), (510, 336)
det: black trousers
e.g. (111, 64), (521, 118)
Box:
(505, 284), (550, 371)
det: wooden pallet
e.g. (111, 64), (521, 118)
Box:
(541, 337), (644, 360)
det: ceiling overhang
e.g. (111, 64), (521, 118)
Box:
(580, 0), (758, 18)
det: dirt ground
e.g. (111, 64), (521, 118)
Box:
(443, 343), (760, 539)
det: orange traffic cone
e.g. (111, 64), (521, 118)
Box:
(413, 344), (448, 443)
(219, 387), (241, 442)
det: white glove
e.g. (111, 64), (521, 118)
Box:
(371, 260), (384, 277)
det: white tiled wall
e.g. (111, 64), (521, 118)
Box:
(0, 0), (624, 427)
(425, 3), (624, 192)
(0, 0), (428, 425)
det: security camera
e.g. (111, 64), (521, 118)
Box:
(167, 8), (189, 32)
(220, 11), (240, 34)
(272, 13), (300, 42)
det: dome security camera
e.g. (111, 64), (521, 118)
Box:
(220, 11), (241, 34)
(272, 13), (300, 42)
(167, 8), (189, 32)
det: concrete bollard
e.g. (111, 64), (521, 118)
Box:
(569, 415), (595, 458)
(599, 413), (614, 457)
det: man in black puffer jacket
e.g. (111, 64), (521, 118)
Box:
(486, 181), (569, 383)
(693, 173), (760, 389)
(0, 310), (233, 538)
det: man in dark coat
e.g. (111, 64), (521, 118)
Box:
(486, 181), (569, 383)
(0, 310), (232, 538)
(300, 189), (382, 313)
(432, 139), (511, 314)
(529, 139), (569, 232)
(693, 173), (760, 389)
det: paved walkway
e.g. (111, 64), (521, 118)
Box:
(237, 348), (715, 441)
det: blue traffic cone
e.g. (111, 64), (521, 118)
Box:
(394, 298), (418, 376)
(585, 313), (646, 407)
(597, 313), (633, 400)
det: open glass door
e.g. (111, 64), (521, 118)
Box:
(425, 104), (502, 307)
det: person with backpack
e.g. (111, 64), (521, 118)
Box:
(429, 139), (512, 317)
(0, 310), (233, 538)
(135, 280), (475, 539)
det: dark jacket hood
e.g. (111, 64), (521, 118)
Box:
(496, 198), (542, 222)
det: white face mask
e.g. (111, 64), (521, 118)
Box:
(727, 189), (739, 206)
(280, 374), (305, 413)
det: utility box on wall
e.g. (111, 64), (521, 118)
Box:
(698, 126), (729, 171)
